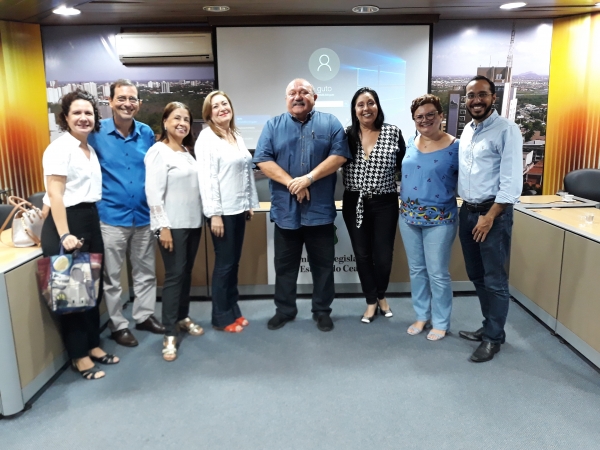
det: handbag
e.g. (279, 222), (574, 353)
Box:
(36, 244), (102, 315)
(0, 196), (44, 247)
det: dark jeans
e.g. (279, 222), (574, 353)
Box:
(274, 223), (335, 318)
(41, 203), (104, 360)
(158, 228), (201, 336)
(342, 191), (399, 305)
(458, 205), (513, 344)
(210, 213), (246, 328)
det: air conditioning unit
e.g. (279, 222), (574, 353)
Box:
(115, 32), (213, 64)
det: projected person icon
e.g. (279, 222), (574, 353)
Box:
(309, 48), (340, 81)
(318, 55), (332, 71)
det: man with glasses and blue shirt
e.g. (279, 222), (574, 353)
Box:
(457, 75), (523, 362)
(88, 79), (165, 347)
(253, 78), (351, 332)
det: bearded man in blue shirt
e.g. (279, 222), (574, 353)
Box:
(457, 75), (523, 362)
(88, 79), (165, 347)
(253, 78), (351, 332)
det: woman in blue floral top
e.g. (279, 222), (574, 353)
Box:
(399, 94), (459, 341)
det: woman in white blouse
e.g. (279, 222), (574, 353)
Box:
(196, 91), (259, 333)
(41, 89), (119, 380)
(145, 102), (203, 361)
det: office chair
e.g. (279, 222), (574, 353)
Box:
(0, 204), (14, 230)
(254, 176), (271, 202)
(27, 192), (45, 210)
(563, 169), (600, 202)
(334, 170), (345, 201)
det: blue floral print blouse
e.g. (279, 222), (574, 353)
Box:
(399, 135), (459, 226)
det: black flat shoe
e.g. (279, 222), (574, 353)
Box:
(459, 328), (484, 341)
(71, 362), (105, 380)
(470, 341), (501, 363)
(267, 313), (294, 330)
(90, 353), (119, 365)
(313, 313), (334, 332)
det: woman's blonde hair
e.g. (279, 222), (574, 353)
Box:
(202, 90), (239, 140)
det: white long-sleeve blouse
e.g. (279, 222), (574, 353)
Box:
(195, 127), (260, 218)
(144, 142), (203, 231)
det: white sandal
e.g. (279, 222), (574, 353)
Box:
(177, 317), (204, 336)
(162, 336), (177, 362)
(426, 330), (447, 341)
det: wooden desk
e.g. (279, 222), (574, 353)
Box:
(510, 205), (600, 368)
(179, 202), (472, 297)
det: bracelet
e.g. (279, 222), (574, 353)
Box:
(60, 233), (70, 241)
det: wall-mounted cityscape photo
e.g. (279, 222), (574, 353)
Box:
(41, 25), (215, 143)
(46, 78), (214, 142)
(432, 19), (552, 195)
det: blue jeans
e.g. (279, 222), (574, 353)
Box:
(458, 205), (513, 344)
(399, 220), (457, 331)
(210, 213), (246, 328)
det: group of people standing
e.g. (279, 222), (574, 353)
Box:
(40, 73), (522, 380)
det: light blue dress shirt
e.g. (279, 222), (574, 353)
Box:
(458, 110), (523, 204)
(88, 118), (156, 227)
(253, 110), (351, 230)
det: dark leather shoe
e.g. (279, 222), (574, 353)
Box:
(111, 328), (139, 347)
(135, 315), (166, 334)
(459, 327), (484, 341)
(470, 341), (501, 363)
(313, 313), (334, 332)
(267, 313), (294, 330)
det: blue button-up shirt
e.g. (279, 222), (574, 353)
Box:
(88, 118), (155, 227)
(458, 110), (523, 204)
(253, 110), (351, 230)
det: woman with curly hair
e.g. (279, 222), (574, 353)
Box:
(41, 89), (118, 380)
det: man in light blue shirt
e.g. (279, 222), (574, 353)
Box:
(253, 78), (351, 332)
(457, 75), (523, 363)
(88, 79), (165, 347)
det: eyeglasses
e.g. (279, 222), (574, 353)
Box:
(115, 96), (139, 104)
(466, 92), (492, 100)
(413, 111), (438, 123)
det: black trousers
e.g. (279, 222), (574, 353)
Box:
(210, 213), (246, 328)
(158, 228), (202, 336)
(342, 191), (399, 305)
(274, 223), (335, 318)
(41, 203), (104, 360)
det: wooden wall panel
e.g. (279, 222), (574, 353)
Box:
(543, 13), (600, 194)
(0, 21), (48, 199)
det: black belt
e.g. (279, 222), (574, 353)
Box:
(346, 190), (393, 199)
(463, 199), (495, 212)
(67, 202), (97, 210)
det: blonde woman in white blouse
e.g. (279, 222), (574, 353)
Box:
(196, 91), (259, 333)
(144, 102), (203, 361)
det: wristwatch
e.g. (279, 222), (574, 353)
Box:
(306, 173), (314, 184)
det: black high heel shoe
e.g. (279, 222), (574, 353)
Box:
(378, 299), (393, 318)
(361, 306), (379, 323)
